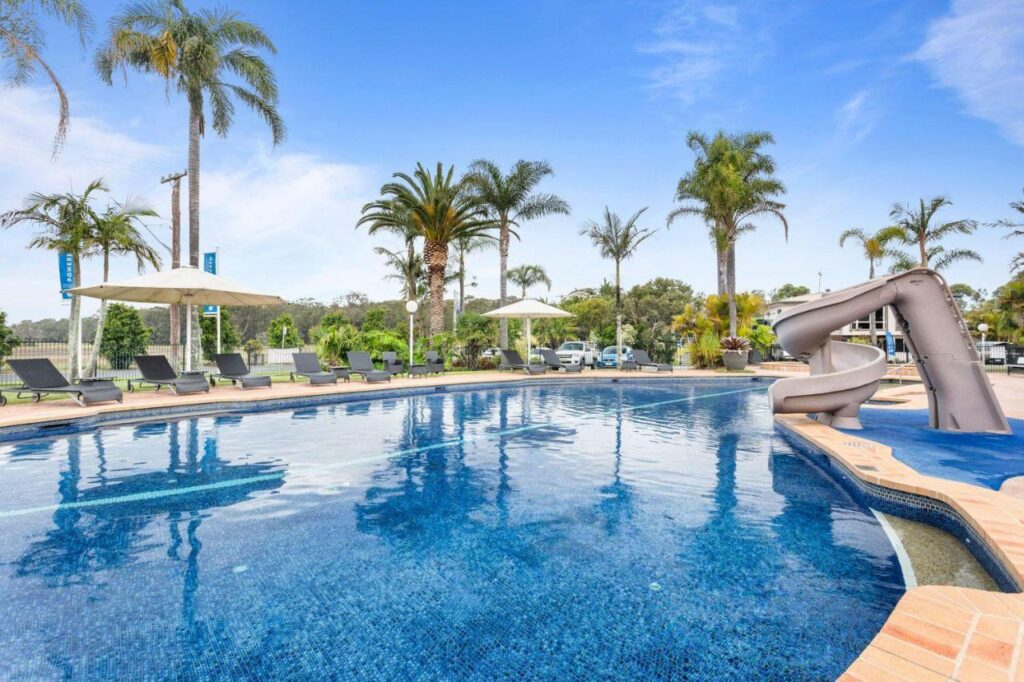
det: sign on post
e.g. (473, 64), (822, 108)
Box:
(203, 251), (218, 316)
(58, 252), (74, 300)
(885, 330), (896, 359)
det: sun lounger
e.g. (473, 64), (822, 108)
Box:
(499, 349), (547, 375)
(2, 359), (123, 406)
(381, 351), (405, 376)
(291, 352), (338, 385)
(633, 350), (673, 372)
(212, 353), (272, 389)
(132, 355), (211, 394)
(540, 348), (582, 373)
(425, 351), (446, 374)
(347, 351), (391, 383)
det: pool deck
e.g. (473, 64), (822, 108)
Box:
(3, 366), (1024, 680)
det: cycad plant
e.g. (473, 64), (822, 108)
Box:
(1, 178), (107, 379)
(507, 264), (552, 299)
(96, 0), (285, 367)
(358, 163), (495, 333)
(464, 159), (570, 346)
(580, 207), (657, 368)
(85, 198), (161, 376)
(888, 196), (979, 269)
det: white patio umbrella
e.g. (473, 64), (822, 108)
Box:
(483, 299), (573, 359)
(69, 266), (285, 371)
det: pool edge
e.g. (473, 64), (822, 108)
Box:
(775, 414), (1024, 680)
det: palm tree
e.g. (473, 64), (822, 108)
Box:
(838, 226), (903, 347)
(668, 131), (787, 336)
(1, 0), (91, 152)
(580, 207), (657, 367)
(358, 163), (494, 334)
(96, 0), (285, 366)
(994, 188), (1023, 273)
(1, 178), (107, 379)
(85, 198), (161, 376)
(451, 235), (493, 315)
(888, 196), (978, 269)
(507, 264), (552, 299)
(374, 245), (424, 301)
(358, 199), (420, 301)
(464, 160), (570, 347)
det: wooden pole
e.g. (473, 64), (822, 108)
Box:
(161, 170), (187, 369)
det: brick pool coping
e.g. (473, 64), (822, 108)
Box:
(4, 368), (1024, 679)
(777, 415), (1024, 681)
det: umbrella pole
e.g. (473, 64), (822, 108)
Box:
(526, 318), (531, 362)
(185, 303), (192, 372)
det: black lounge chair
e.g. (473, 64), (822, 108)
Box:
(539, 348), (582, 373)
(212, 353), (272, 389)
(291, 352), (338, 385)
(633, 350), (673, 372)
(2, 359), (123, 407)
(381, 351), (405, 376)
(499, 349), (547, 375)
(347, 351), (391, 383)
(425, 351), (445, 374)
(132, 355), (211, 395)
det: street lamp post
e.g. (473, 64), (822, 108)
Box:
(406, 299), (419, 376)
(978, 323), (989, 364)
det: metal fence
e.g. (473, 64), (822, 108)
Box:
(0, 339), (313, 387)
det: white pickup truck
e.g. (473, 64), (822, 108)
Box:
(555, 341), (598, 368)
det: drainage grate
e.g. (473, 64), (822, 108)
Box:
(855, 464), (879, 472)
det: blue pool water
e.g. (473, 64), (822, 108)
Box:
(851, 408), (1024, 490)
(0, 380), (904, 680)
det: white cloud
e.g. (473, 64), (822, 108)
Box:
(638, 2), (772, 102)
(835, 90), (877, 145)
(0, 88), (381, 322)
(915, 0), (1024, 145)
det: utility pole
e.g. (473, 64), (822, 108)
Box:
(161, 170), (187, 370)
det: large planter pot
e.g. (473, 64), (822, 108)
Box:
(722, 349), (749, 371)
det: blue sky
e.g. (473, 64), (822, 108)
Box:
(2, 0), (1022, 323)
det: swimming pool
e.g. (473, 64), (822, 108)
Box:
(0, 380), (904, 680)
(850, 408), (1024, 490)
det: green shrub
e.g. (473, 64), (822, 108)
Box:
(316, 324), (362, 366)
(747, 324), (776, 357)
(361, 306), (389, 333)
(364, 329), (406, 362)
(100, 304), (151, 369)
(268, 313), (302, 348)
(688, 330), (721, 368)
(200, 308), (240, 361)
(0, 310), (20, 366)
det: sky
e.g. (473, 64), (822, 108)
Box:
(1, 0), (1023, 324)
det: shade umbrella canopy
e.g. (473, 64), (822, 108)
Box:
(483, 300), (573, 359)
(68, 266), (285, 306)
(482, 299), (573, 320)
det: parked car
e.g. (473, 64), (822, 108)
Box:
(596, 345), (634, 368)
(555, 341), (598, 368)
(481, 347), (503, 359)
(977, 341), (1008, 365)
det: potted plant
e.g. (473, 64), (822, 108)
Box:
(721, 336), (751, 371)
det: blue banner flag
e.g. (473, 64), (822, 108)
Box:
(885, 330), (896, 359)
(203, 251), (218, 316)
(58, 252), (74, 300)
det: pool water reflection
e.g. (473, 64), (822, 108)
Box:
(0, 380), (903, 680)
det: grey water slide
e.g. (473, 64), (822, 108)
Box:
(769, 268), (1009, 433)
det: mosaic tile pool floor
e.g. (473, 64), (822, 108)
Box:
(849, 408), (1024, 490)
(0, 381), (905, 680)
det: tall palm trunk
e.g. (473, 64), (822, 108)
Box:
(615, 260), (622, 369)
(169, 174), (182, 369)
(67, 254), (82, 380)
(868, 260), (878, 347)
(918, 235), (928, 268)
(406, 238), (417, 301)
(716, 245), (728, 297)
(86, 250), (111, 377)
(187, 102), (202, 367)
(424, 240), (448, 334)
(458, 246), (466, 313)
(726, 240), (737, 337)
(498, 214), (510, 347)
